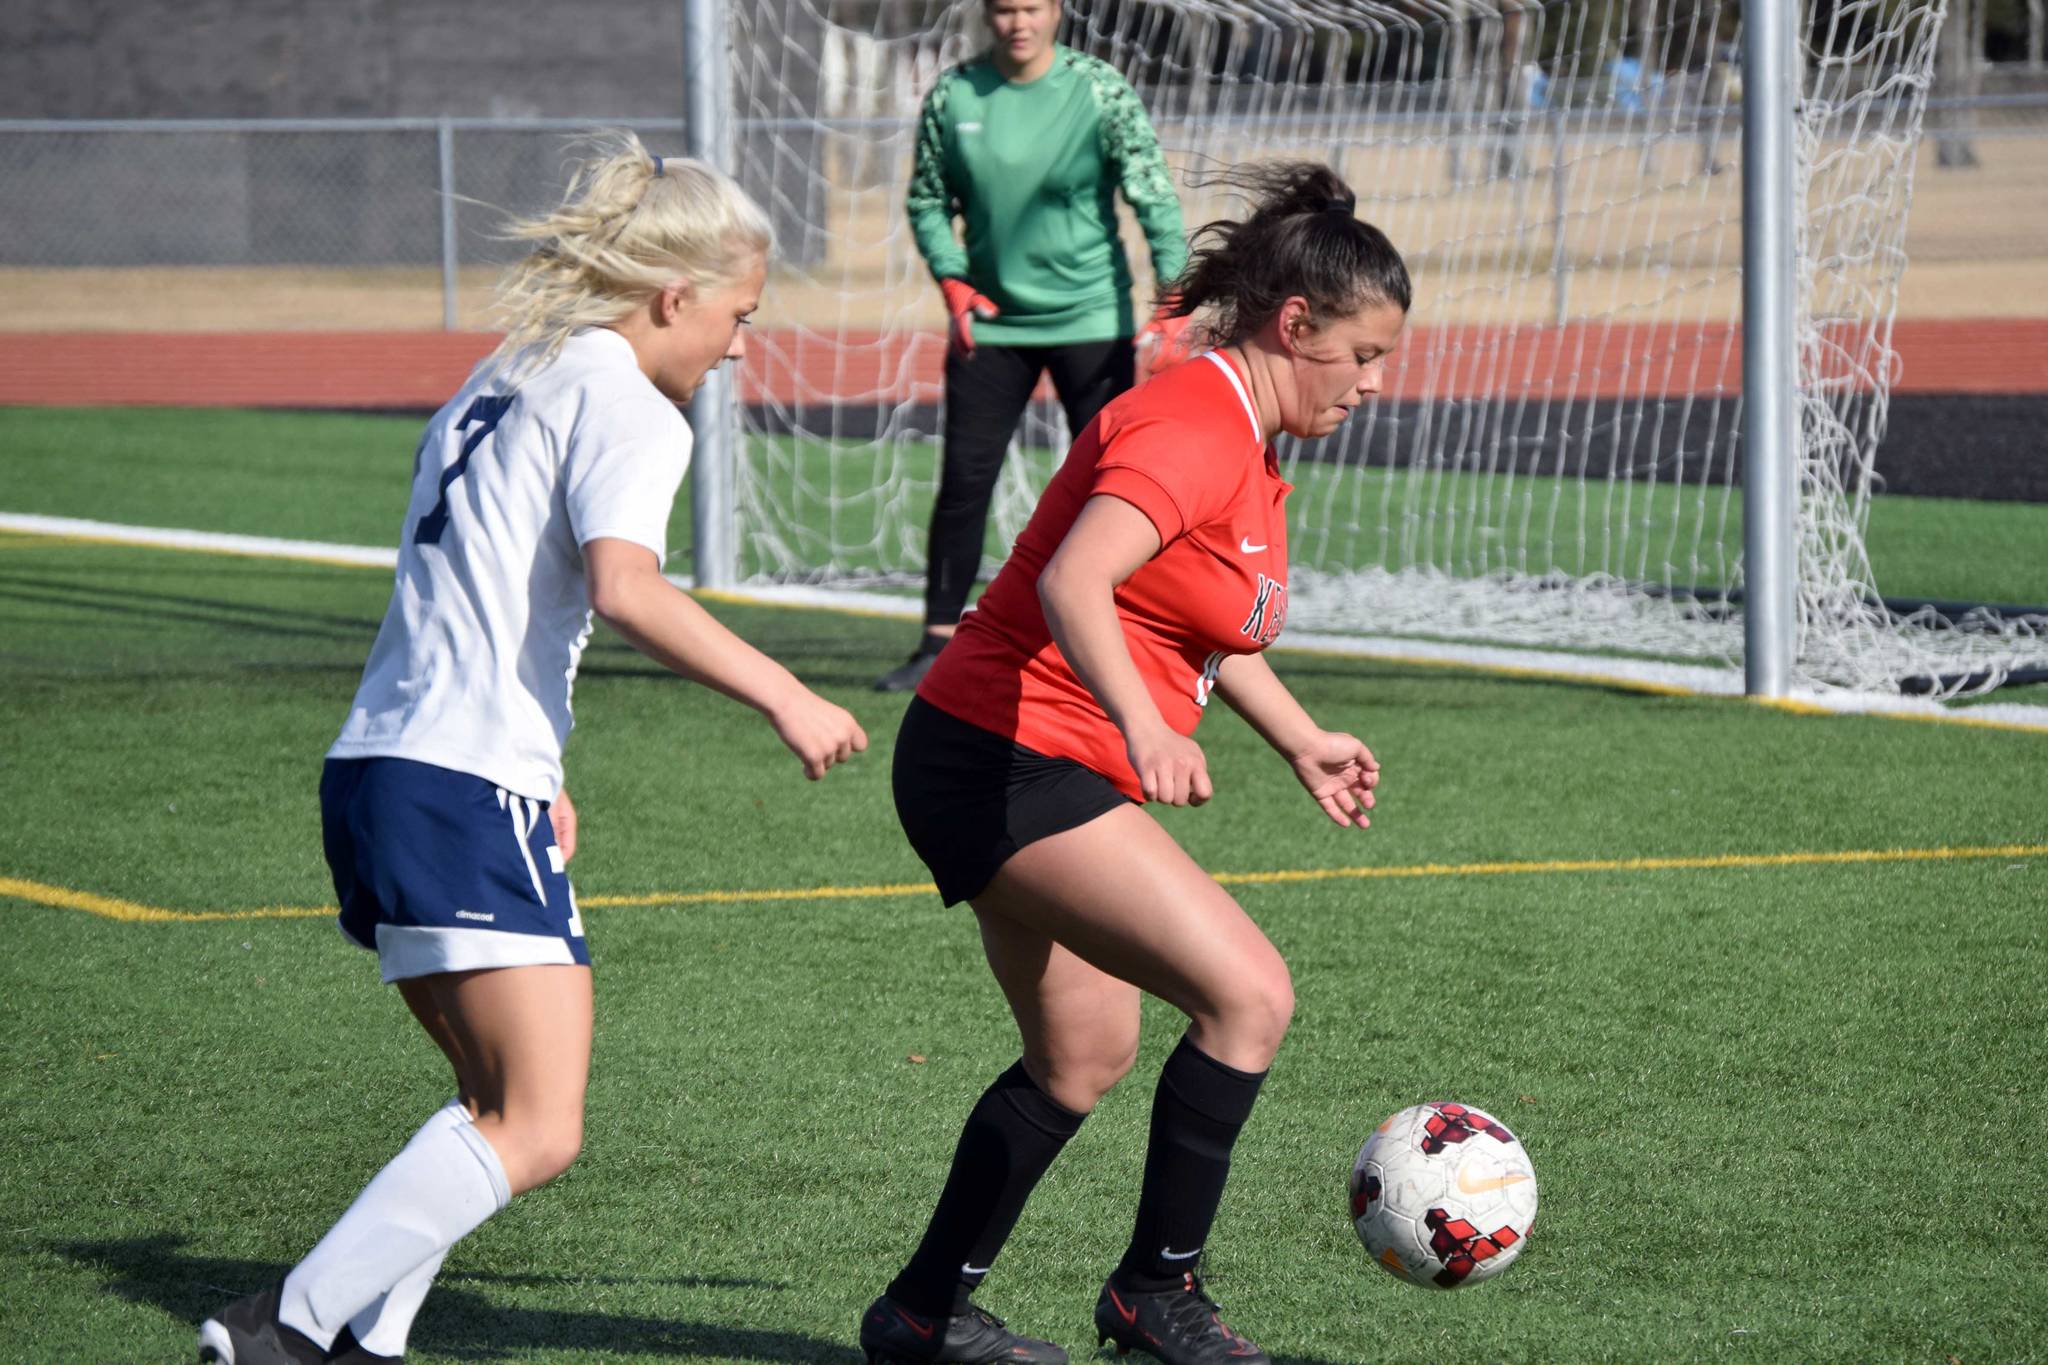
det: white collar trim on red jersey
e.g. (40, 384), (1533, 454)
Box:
(1201, 350), (1263, 445)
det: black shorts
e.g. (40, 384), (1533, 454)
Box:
(893, 696), (1134, 906)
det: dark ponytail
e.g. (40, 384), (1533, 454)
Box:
(1163, 161), (1411, 349)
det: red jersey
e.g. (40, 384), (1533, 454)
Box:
(917, 350), (1292, 801)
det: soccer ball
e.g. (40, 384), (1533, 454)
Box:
(1349, 1102), (1538, 1289)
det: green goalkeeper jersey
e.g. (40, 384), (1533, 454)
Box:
(907, 46), (1188, 347)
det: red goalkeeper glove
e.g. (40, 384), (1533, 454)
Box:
(1136, 302), (1196, 381)
(939, 277), (1000, 356)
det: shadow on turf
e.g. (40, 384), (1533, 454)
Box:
(53, 1233), (863, 1362)
(0, 568), (382, 647)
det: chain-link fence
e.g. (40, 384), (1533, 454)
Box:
(0, 118), (688, 329)
(2, 96), (2045, 332)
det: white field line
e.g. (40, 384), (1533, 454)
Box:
(7, 512), (2047, 733)
(0, 512), (400, 569)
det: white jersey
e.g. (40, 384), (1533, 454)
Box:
(329, 328), (690, 800)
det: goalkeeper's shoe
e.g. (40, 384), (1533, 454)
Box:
(1093, 1271), (1270, 1365)
(196, 1284), (327, 1365)
(874, 649), (939, 693)
(859, 1293), (1068, 1365)
(874, 632), (948, 692)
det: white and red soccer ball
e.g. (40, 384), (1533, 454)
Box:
(1349, 1102), (1538, 1289)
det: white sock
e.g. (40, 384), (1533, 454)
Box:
(341, 1099), (467, 1356)
(346, 1247), (446, 1358)
(277, 1099), (511, 1350)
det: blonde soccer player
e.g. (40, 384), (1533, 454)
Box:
(197, 132), (866, 1364)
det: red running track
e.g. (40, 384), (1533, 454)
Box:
(0, 319), (2041, 409)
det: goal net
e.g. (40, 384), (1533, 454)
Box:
(724, 0), (2047, 697)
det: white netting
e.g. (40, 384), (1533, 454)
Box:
(727, 0), (2048, 696)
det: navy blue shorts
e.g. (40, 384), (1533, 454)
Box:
(320, 757), (588, 982)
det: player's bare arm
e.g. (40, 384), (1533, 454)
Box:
(1037, 494), (1211, 807)
(1214, 653), (1378, 829)
(584, 536), (867, 779)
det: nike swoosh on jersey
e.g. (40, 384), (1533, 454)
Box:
(1455, 1169), (1533, 1195)
(1240, 537), (1268, 553)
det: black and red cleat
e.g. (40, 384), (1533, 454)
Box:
(859, 1293), (1068, 1365)
(196, 1284), (327, 1365)
(324, 1324), (401, 1363)
(1092, 1272), (1270, 1365)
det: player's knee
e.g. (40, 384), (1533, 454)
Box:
(1214, 961), (1294, 1061)
(485, 1111), (583, 1190)
(523, 1120), (584, 1187)
(1030, 1037), (1137, 1112)
(1262, 968), (1298, 1049)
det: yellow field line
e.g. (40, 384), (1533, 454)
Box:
(0, 876), (329, 924)
(5, 843), (2039, 925)
(1206, 843), (2048, 887)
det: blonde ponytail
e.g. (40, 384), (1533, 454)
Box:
(485, 129), (773, 379)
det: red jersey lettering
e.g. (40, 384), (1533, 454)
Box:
(1240, 573), (1288, 647)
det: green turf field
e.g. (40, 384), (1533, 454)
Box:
(6, 406), (2047, 605)
(2, 407), (2046, 1361)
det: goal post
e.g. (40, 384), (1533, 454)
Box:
(682, 0), (738, 591)
(1742, 0), (1797, 697)
(687, 0), (2048, 698)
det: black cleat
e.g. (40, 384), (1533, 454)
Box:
(874, 648), (941, 693)
(325, 1325), (401, 1363)
(196, 1284), (327, 1365)
(1092, 1272), (1269, 1365)
(859, 1292), (1068, 1365)
(875, 630), (956, 692)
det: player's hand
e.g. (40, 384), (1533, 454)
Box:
(1126, 723), (1213, 807)
(940, 277), (999, 357)
(549, 785), (578, 862)
(1135, 306), (1195, 382)
(769, 691), (869, 780)
(1288, 730), (1379, 828)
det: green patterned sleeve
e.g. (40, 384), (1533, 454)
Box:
(905, 76), (970, 283)
(1089, 61), (1188, 288)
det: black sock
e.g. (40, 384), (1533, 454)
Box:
(888, 1061), (1087, 1317)
(916, 629), (950, 657)
(1114, 1036), (1268, 1293)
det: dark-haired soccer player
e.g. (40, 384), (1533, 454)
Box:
(858, 161), (1410, 1365)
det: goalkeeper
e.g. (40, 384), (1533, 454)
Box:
(876, 0), (1190, 692)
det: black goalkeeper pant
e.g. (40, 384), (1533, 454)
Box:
(924, 337), (1136, 629)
